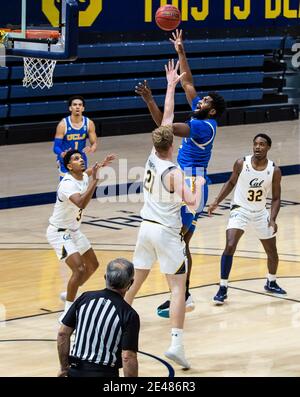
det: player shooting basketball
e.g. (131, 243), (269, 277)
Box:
(135, 29), (226, 318)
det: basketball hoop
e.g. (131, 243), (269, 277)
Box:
(0, 30), (8, 46)
(20, 30), (60, 89)
(23, 57), (56, 89)
(1, 29), (60, 89)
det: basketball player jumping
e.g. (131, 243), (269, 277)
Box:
(53, 96), (98, 179)
(135, 29), (226, 317)
(46, 150), (115, 320)
(208, 133), (286, 304)
(126, 60), (205, 369)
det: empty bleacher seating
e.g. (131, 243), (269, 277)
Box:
(0, 35), (298, 143)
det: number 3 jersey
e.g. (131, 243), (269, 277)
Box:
(232, 155), (274, 211)
(49, 173), (89, 230)
(141, 150), (182, 230)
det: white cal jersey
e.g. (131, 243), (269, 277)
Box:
(141, 151), (182, 229)
(232, 155), (274, 211)
(49, 172), (89, 230)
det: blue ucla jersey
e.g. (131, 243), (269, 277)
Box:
(177, 96), (217, 176)
(57, 116), (89, 170)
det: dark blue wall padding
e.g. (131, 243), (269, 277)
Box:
(9, 89), (263, 117)
(78, 37), (294, 58)
(0, 105), (8, 119)
(10, 55), (264, 80)
(9, 72), (264, 98)
(0, 87), (8, 100)
(0, 67), (9, 80)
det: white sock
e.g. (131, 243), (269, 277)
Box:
(171, 328), (183, 347)
(267, 274), (276, 282)
(220, 279), (228, 287)
(64, 300), (73, 313)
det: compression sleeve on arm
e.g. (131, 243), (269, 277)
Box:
(53, 138), (63, 156)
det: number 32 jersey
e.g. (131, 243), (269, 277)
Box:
(232, 155), (274, 211)
(49, 173), (89, 230)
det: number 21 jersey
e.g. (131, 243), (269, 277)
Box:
(141, 151), (182, 230)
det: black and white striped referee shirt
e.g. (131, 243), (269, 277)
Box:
(62, 289), (140, 369)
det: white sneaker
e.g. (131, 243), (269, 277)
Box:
(164, 345), (191, 369)
(60, 291), (67, 302)
(185, 293), (195, 312)
(60, 291), (80, 302)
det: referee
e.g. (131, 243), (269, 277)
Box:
(57, 258), (140, 377)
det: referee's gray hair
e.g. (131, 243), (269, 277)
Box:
(106, 258), (134, 290)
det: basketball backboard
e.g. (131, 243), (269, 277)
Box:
(1, 0), (79, 61)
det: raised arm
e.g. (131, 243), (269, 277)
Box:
(161, 59), (185, 126)
(135, 80), (163, 126)
(85, 153), (116, 177)
(208, 159), (243, 216)
(269, 166), (281, 233)
(70, 154), (116, 209)
(170, 29), (198, 107)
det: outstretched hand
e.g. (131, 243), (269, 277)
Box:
(91, 154), (116, 180)
(99, 153), (117, 168)
(169, 29), (184, 53)
(135, 80), (153, 103)
(165, 59), (186, 86)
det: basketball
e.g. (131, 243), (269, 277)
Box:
(155, 5), (181, 31)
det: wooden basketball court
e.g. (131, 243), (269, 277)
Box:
(0, 120), (299, 376)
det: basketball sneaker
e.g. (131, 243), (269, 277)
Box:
(60, 291), (67, 302)
(213, 286), (228, 305)
(164, 345), (191, 369)
(264, 280), (286, 294)
(60, 291), (80, 302)
(185, 293), (195, 312)
(157, 293), (195, 318)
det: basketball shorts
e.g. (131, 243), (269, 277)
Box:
(133, 221), (187, 275)
(46, 225), (91, 261)
(227, 206), (276, 240)
(181, 173), (208, 234)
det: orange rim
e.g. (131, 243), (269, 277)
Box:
(0, 28), (60, 40)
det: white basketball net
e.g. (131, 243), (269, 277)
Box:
(23, 57), (57, 89)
